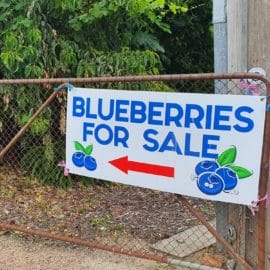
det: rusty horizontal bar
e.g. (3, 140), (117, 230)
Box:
(0, 223), (168, 264)
(0, 72), (269, 86)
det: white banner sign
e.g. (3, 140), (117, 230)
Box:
(66, 88), (266, 206)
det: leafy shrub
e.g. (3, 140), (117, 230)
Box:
(0, 0), (213, 186)
(21, 143), (72, 188)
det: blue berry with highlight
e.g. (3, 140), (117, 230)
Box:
(84, 156), (97, 171)
(195, 160), (219, 176)
(197, 172), (224, 195)
(215, 167), (238, 191)
(72, 152), (85, 167)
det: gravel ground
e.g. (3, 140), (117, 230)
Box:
(0, 171), (215, 244)
(0, 167), (215, 269)
(0, 235), (188, 270)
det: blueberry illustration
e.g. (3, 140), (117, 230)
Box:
(195, 160), (219, 176)
(72, 152), (85, 167)
(84, 156), (97, 171)
(215, 167), (238, 191)
(197, 172), (224, 195)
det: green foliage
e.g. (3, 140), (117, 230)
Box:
(77, 48), (161, 77)
(21, 141), (73, 188)
(133, 32), (165, 53)
(20, 115), (50, 135)
(0, 0), (212, 79)
(0, 0), (213, 186)
(160, 0), (213, 74)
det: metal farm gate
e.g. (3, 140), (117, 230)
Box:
(0, 73), (269, 270)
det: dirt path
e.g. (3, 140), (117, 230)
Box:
(0, 235), (188, 270)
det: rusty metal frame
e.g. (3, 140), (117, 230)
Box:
(0, 72), (269, 269)
(0, 72), (267, 85)
(258, 88), (270, 270)
(0, 223), (168, 263)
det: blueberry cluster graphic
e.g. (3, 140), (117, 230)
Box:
(72, 141), (97, 171)
(195, 146), (253, 195)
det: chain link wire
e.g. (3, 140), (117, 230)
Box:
(0, 77), (267, 269)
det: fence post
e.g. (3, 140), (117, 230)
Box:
(247, 2), (270, 269)
(227, 1), (248, 268)
(213, 0), (229, 251)
(267, 162), (270, 270)
(227, 1), (270, 269)
(257, 104), (270, 270)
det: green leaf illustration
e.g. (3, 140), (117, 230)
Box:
(85, 144), (93, 155)
(228, 165), (253, 179)
(74, 141), (85, 153)
(217, 146), (237, 166)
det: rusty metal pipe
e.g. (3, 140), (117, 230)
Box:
(0, 72), (268, 85)
(0, 223), (168, 264)
(257, 84), (270, 270)
(178, 195), (254, 270)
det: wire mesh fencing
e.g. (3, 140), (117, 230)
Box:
(0, 74), (268, 270)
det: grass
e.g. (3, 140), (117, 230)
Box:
(90, 216), (123, 232)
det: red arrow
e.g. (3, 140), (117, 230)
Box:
(109, 156), (174, 178)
